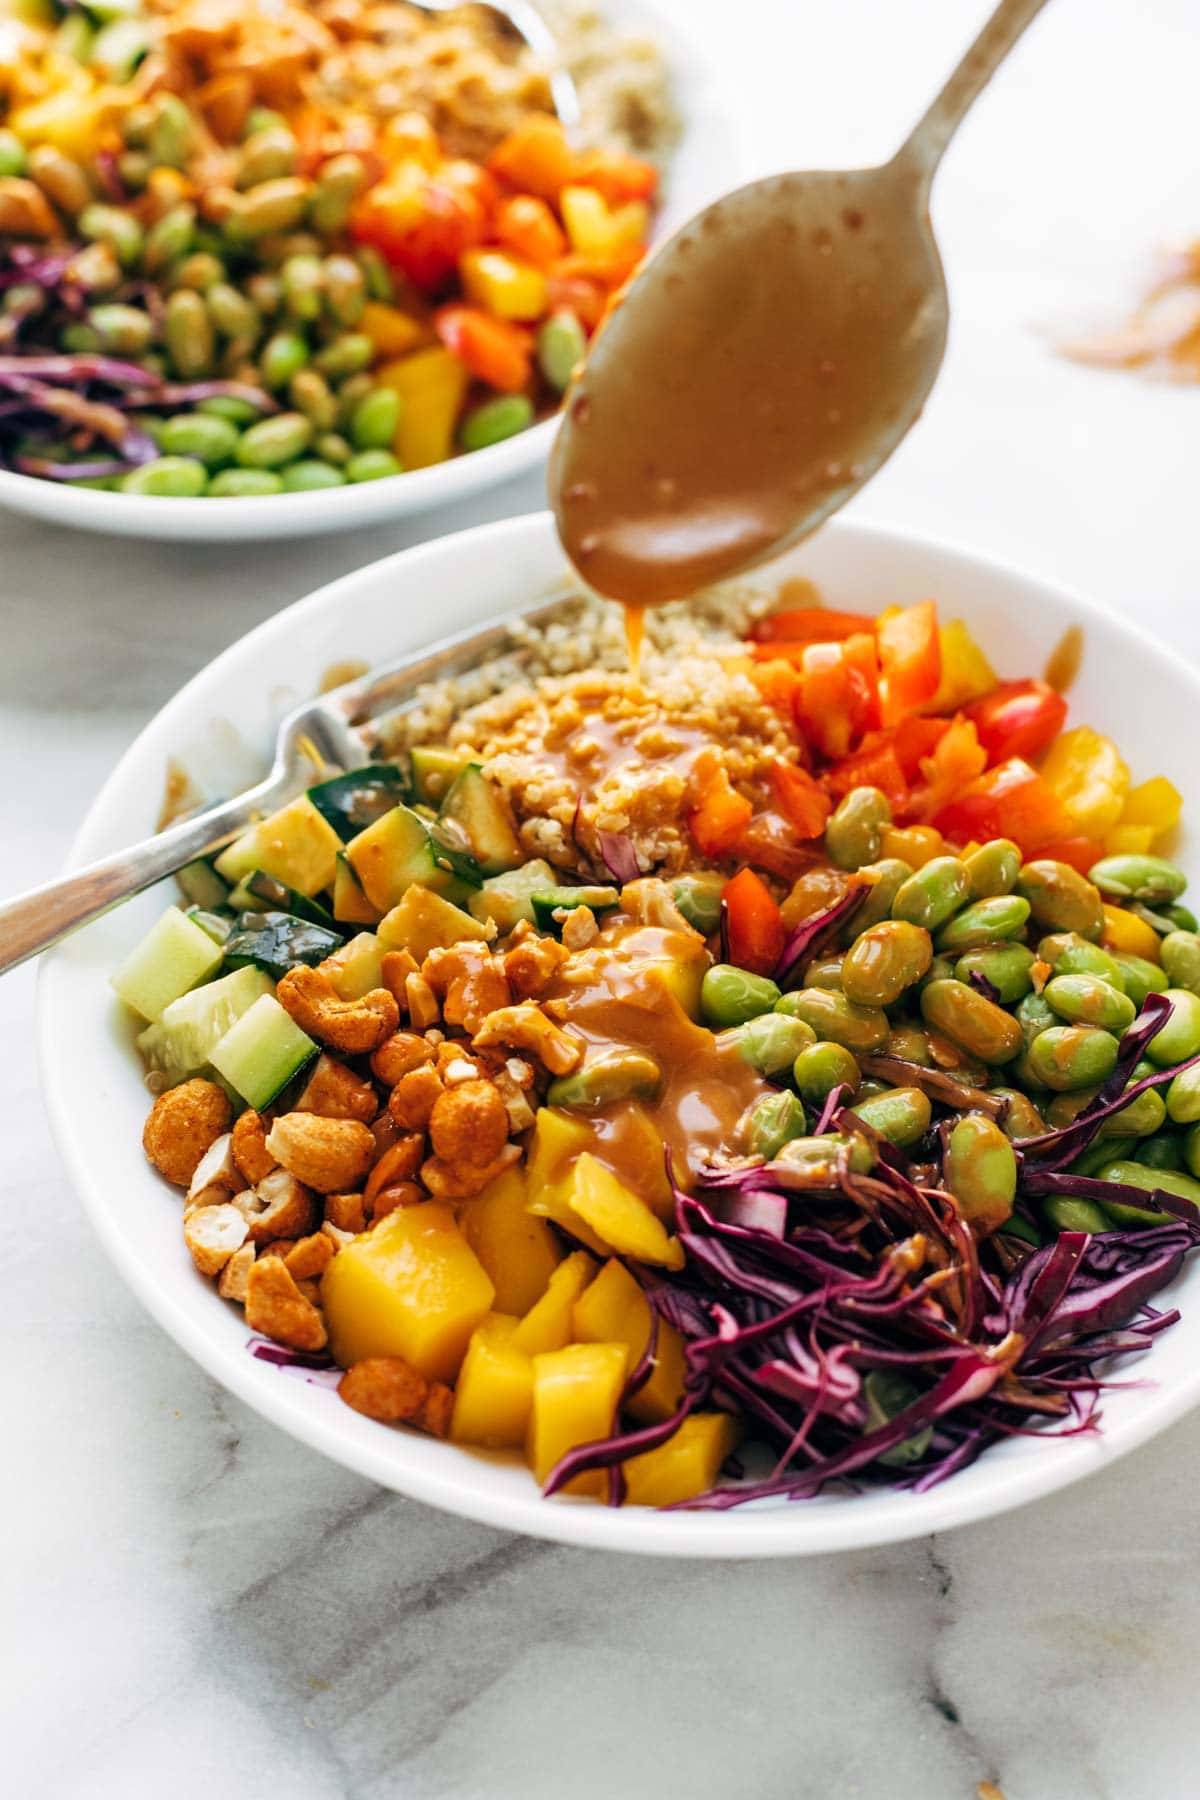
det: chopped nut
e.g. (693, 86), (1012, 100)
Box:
(370, 1111), (400, 1157)
(388, 1064), (444, 1128)
(421, 1141), (519, 1200)
(185, 1131), (240, 1210)
(231, 1108), (276, 1186)
(424, 943), (512, 1033)
(143, 1080), (232, 1186)
(561, 905), (599, 951)
(323, 1192), (368, 1235)
(184, 1202), (249, 1278)
(442, 1056), (480, 1084)
(369, 1180), (425, 1220)
(295, 1053), (378, 1122)
(276, 964), (398, 1054)
(472, 1002), (585, 1075)
(217, 1241), (255, 1303)
(266, 1113), (376, 1194)
(494, 1064), (537, 1133)
(321, 1219), (356, 1250)
(244, 1255), (327, 1352)
(416, 1383), (454, 1439)
(364, 1134), (424, 1205)
(405, 971), (440, 1029)
(338, 1355), (428, 1423)
(370, 1030), (435, 1087)
(242, 1166), (320, 1244)
(285, 1232), (335, 1281)
(379, 948), (419, 1002)
(504, 935), (569, 999)
(295, 1277), (323, 1306)
(259, 1237), (298, 1261)
(429, 1078), (509, 1166)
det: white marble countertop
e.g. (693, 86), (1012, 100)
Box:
(5, 2), (1200, 1794)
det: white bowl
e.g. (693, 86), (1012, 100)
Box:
(38, 514), (1200, 1556)
(0, 1), (735, 543)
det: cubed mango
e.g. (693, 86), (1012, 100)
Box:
(450, 1314), (533, 1449)
(461, 1167), (562, 1315)
(512, 1249), (596, 1356)
(527, 1341), (628, 1495)
(566, 1154), (684, 1269)
(572, 1258), (686, 1424)
(622, 1413), (741, 1508)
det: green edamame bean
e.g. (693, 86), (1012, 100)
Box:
(259, 329), (309, 390)
(288, 368), (337, 431)
(28, 144), (90, 216)
(780, 989), (889, 1055)
(954, 944), (1035, 1005)
(1097, 1159), (1200, 1208)
(1043, 1195), (1110, 1235)
(537, 309), (587, 391)
(208, 467), (284, 496)
(247, 272), (282, 316)
(723, 1012), (816, 1075)
(147, 94), (194, 168)
(315, 431), (352, 466)
(79, 202), (143, 267)
(546, 1049), (661, 1107)
(356, 245), (394, 302)
(1136, 1132), (1186, 1171)
(236, 126), (297, 190)
(856, 1078), (889, 1102)
(172, 250), (224, 292)
(804, 956), (844, 992)
(922, 954), (956, 989)
(119, 456), (207, 497)
(225, 175), (311, 241)
(1044, 1087), (1098, 1130)
(1045, 936), (1128, 990)
(345, 448), (402, 482)
(0, 129), (27, 178)
(461, 393), (534, 453)
(671, 873), (725, 934)
(743, 1090), (808, 1160)
(323, 253), (366, 326)
(701, 964), (780, 1027)
(308, 153), (366, 235)
(962, 837), (1021, 899)
(198, 395), (261, 426)
(850, 1085), (932, 1148)
(117, 150), (151, 191)
(164, 288), (213, 378)
(235, 411), (312, 468)
(157, 412), (240, 467)
(825, 787), (891, 871)
(313, 331), (373, 378)
(1044, 972), (1136, 1034)
(945, 1113), (1016, 1231)
(920, 978), (1023, 1066)
(86, 303), (152, 355)
(1166, 1063), (1200, 1124)
(1118, 955), (1168, 1007)
(792, 1041), (861, 1105)
(775, 1133), (874, 1179)
(1026, 1025), (1120, 1091)
(281, 459), (346, 491)
(885, 1023), (930, 1066)
(1073, 1136), (1137, 1177)
(142, 202), (195, 274)
(935, 893), (1031, 953)
(1016, 859), (1105, 939)
(893, 857), (971, 931)
(1147, 989), (1200, 1066)
(280, 252), (323, 322)
(349, 386), (401, 451)
(991, 1088), (1046, 1142)
(206, 281), (259, 340)
(845, 859), (912, 936)
(1016, 990), (1056, 1049)
(1101, 1083), (1166, 1139)
(841, 919), (933, 1007)
(1161, 931), (1200, 994)
(1088, 853), (1188, 904)
(1165, 903), (1199, 933)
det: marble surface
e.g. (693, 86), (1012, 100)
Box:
(5, 1), (1200, 1794)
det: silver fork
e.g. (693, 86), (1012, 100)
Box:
(0, 592), (582, 976)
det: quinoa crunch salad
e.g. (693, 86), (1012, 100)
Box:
(113, 587), (1200, 1509)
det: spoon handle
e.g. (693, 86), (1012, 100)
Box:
(900, 0), (1053, 179)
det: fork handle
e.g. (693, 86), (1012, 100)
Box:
(0, 768), (293, 977)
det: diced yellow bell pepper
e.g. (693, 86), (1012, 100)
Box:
(1039, 726), (1130, 838)
(1121, 775), (1183, 840)
(572, 1258), (686, 1424)
(214, 795), (341, 896)
(879, 824), (944, 869)
(459, 247), (548, 321)
(322, 1202), (495, 1382)
(623, 1413), (742, 1508)
(1103, 824), (1155, 857)
(560, 184), (649, 257)
(924, 619), (997, 713)
(1101, 902), (1162, 963)
(527, 1341), (628, 1495)
(333, 854), (383, 926)
(377, 884), (489, 961)
(450, 1314), (533, 1449)
(461, 1167), (562, 1315)
(525, 1108), (611, 1254)
(566, 1154), (684, 1269)
(512, 1249), (597, 1356)
(10, 87), (112, 157)
(374, 346), (469, 470)
(361, 300), (428, 359)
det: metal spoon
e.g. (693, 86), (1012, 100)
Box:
(550, 0), (1051, 607)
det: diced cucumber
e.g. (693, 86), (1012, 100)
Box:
(223, 910), (344, 979)
(531, 886), (621, 934)
(112, 904), (226, 1021)
(439, 763), (523, 874)
(671, 872), (725, 935)
(185, 905), (234, 945)
(346, 803), (480, 912)
(137, 964), (271, 1086)
(307, 764), (410, 840)
(177, 859), (230, 911)
(332, 852), (383, 925)
(214, 795), (341, 896)
(323, 931), (384, 1000)
(468, 859), (557, 931)
(410, 745), (470, 805)
(209, 993), (317, 1109)
(227, 869), (335, 927)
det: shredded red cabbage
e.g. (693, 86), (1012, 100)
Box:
(774, 884), (868, 990)
(596, 829), (643, 885)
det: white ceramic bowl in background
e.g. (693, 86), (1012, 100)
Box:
(0, 1), (736, 543)
(38, 514), (1200, 1555)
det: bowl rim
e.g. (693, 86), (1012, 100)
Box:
(37, 511), (1200, 1556)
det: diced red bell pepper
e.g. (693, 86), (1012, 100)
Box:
(571, 146), (660, 205)
(1032, 836), (1107, 876)
(352, 170), (491, 293)
(890, 715), (952, 781)
(687, 762), (753, 857)
(877, 601), (941, 726)
(767, 762), (832, 839)
(551, 246), (643, 290)
(964, 678), (1069, 765)
(435, 305), (531, 391)
(907, 717), (987, 820)
(488, 115), (577, 200)
(748, 657), (803, 720)
(823, 741), (909, 811)
(751, 606), (876, 647)
(933, 756), (1074, 854)
(494, 193), (566, 268)
(793, 635), (877, 759)
(722, 867), (785, 975)
(733, 813), (821, 884)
